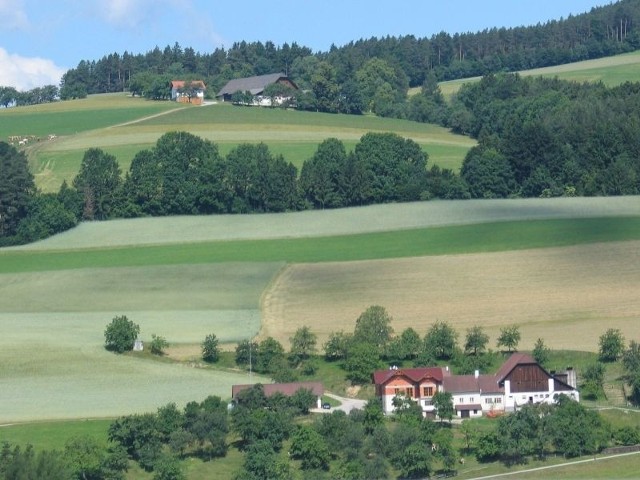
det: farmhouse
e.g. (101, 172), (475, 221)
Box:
(216, 72), (298, 105)
(232, 381), (324, 409)
(373, 353), (579, 418)
(170, 80), (206, 105)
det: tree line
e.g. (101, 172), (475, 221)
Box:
(0, 131), (467, 246)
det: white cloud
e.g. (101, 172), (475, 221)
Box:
(97, 0), (184, 28)
(0, 48), (66, 91)
(0, 0), (30, 30)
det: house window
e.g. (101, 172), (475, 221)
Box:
(495, 398), (502, 404)
(459, 397), (464, 403)
(423, 386), (434, 397)
(474, 410), (478, 414)
(406, 388), (413, 397)
(394, 388), (400, 395)
(470, 397), (474, 402)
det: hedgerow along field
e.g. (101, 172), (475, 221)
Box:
(1, 197), (639, 423)
(3, 93), (475, 193)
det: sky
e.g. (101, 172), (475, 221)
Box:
(0, 0), (610, 91)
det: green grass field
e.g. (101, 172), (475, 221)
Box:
(437, 50), (640, 98)
(1, 216), (640, 274)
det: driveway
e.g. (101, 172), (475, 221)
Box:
(311, 392), (368, 414)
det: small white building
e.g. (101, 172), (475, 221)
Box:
(170, 80), (206, 105)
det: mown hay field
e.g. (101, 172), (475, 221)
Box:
(0, 312), (268, 423)
(260, 240), (640, 352)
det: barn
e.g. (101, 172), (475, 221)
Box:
(216, 73), (298, 105)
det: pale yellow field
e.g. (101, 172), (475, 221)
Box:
(261, 240), (640, 352)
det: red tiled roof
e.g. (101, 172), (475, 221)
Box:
(231, 381), (323, 399)
(171, 80), (206, 89)
(372, 367), (445, 385)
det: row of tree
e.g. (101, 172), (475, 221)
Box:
(0, 132), (467, 245)
(0, 85), (59, 108)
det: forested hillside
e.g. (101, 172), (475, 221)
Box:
(56, 0), (640, 102)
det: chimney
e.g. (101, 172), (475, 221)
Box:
(474, 370), (479, 378)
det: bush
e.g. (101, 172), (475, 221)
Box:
(104, 315), (140, 353)
(150, 334), (169, 355)
(202, 334), (220, 363)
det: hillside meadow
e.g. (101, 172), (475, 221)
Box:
(436, 49), (640, 98)
(3, 96), (475, 193)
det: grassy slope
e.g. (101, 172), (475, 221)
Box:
(20, 99), (474, 192)
(2, 216), (639, 273)
(436, 49), (640, 98)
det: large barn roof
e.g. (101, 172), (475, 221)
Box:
(216, 73), (293, 97)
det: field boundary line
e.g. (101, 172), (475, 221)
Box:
(108, 105), (188, 128)
(259, 262), (291, 341)
(466, 450), (640, 480)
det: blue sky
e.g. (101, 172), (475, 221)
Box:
(0, 0), (608, 90)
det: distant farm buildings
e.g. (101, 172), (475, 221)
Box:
(216, 73), (298, 106)
(373, 353), (579, 419)
(170, 80), (206, 105)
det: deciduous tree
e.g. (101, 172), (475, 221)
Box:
(72, 148), (122, 220)
(532, 337), (551, 367)
(201, 334), (220, 363)
(432, 391), (454, 423)
(104, 315), (140, 353)
(289, 326), (317, 363)
(598, 328), (625, 362)
(464, 325), (489, 356)
(497, 325), (521, 353)
(424, 320), (458, 360)
(353, 305), (394, 348)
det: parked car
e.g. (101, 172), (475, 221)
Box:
(322, 402), (331, 410)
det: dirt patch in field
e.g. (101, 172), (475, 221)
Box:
(261, 241), (640, 352)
